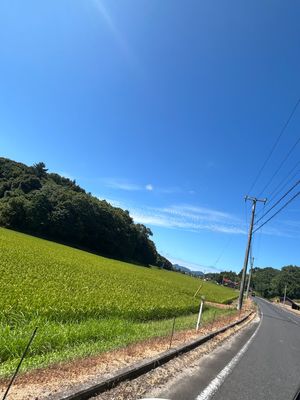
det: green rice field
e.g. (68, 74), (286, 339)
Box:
(0, 227), (238, 376)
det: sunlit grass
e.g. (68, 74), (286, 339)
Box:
(0, 227), (238, 376)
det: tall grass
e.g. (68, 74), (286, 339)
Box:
(0, 228), (238, 376)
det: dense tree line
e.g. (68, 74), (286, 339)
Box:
(251, 265), (300, 299)
(205, 266), (300, 300)
(0, 157), (172, 267)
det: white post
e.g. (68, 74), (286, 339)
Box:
(196, 300), (204, 331)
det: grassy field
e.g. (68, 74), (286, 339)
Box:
(0, 227), (238, 376)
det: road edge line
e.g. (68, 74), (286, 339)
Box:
(195, 309), (263, 400)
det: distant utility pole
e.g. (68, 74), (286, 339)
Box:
(283, 284), (287, 305)
(238, 196), (266, 311)
(246, 256), (254, 298)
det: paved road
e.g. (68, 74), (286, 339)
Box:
(156, 298), (300, 400)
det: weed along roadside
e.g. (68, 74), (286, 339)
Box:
(0, 301), (254, 400)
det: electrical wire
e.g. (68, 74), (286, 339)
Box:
(254, 180), (300, 226)
(267, 169), (300, 205)
(247, 97), (300, 195)
(257, 135), (300, 197)
(253, 191), (300, 234)
(212, 236), (232, 267)
(255, 160), (300, 219)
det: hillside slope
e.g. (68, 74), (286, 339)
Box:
(0, 157), (171, 267)
(0, 228), (238, 374)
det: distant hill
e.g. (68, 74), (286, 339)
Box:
(173, 264), (191, 273)
(0, 157), (172, 268)
(173, 263), (204, 277)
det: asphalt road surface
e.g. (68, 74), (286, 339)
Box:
(155, 298), (300, 400)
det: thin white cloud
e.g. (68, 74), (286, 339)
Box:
(130, 204), (246, 235)
(102, 178), (195, 195)
(253, 224), (300, 239)
(95, 193), (295, 238)
(163, 205), (235, 222)
(103, 179), (142, 191)
(103, 178), (188, 195)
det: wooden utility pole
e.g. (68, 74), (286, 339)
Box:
(238, 196), (266, 311)
(246, 256), (254, 298)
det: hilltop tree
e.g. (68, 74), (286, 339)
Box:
(32, 162), (48, 178)
(0, 157), (171, 268)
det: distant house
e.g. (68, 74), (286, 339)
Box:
(222, 277), (239, 289)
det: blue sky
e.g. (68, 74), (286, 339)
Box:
(1, 0), (300, 272)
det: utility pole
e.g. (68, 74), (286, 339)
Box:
(246, 255), (254, 298)
(283, 284), (287, 305)
(238, 196), (266, 311)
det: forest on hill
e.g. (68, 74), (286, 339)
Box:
(0, 157), (172, 268)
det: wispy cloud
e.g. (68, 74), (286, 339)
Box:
(102, 178), (187, 194)
(96, 193), (297, 238)
(255, 222), (300, 239)
(104, 179), (143, 191)
(103, 179), (155, 192)
(130, 204), (246, 235)
(162, 205), (235, 222)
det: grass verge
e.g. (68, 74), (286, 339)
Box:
(0, 307), (236, 378)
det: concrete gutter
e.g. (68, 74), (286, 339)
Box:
(60, 312), (254, 400)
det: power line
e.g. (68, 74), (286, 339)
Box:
(254, 180), (300, 226)
(254, 160), (300, 219)
(253, 191), (300, 234)
(257, 135), (300, 197)
(247, 97), (300, 195)
(267, 168), (300, 205)
(212, 237), (232, 267)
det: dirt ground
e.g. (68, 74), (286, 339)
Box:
(92, 312), (257, 400)
(0, 301), (254, 400)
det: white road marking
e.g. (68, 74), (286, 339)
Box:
(195, 311), (263, 400)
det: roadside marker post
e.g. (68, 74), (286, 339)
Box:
(196, 296), (205, 331)
(169, 316), (176, 349)
(211, 311), (216, 331)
